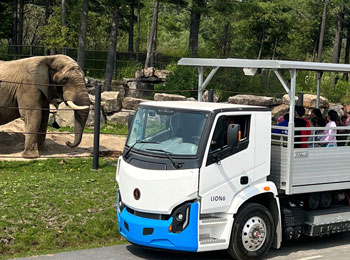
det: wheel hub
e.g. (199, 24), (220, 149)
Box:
(241, 216), (266, 252)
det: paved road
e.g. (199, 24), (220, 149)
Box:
(9, 232), (350, 260)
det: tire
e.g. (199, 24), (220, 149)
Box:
(228, 203), (274, 260)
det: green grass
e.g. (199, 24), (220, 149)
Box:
(47, 122), (128, 135)
(0, 158), (124, 259)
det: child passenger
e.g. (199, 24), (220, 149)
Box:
(321, 110), (338, 147)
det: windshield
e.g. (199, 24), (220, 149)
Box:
(126, 107), (208, 156)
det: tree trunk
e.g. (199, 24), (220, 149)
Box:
(136, 0), (141, 62)
(257, 27), (265, 59)
(332, 3), (344, 64)
(18, 0), (24, 54)
(145, 0), (159, 69)
(344, 25), (350, 80)
(104, 5), (120, 91)
(221, 22), (231, 57)
(317, 0), (328, 62)
(61, 0), (67, 54)
(128, 1), (135, 55)
(150, 23), (157, 67)
(189, 0), (204, 57)
(11, 0), (18, 54)
(61, 0), (66, 26)
(77, 0), (89, 69)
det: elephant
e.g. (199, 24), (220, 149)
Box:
(0, 55), (90, 158)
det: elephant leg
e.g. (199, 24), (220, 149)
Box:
(22, 109), (42, 158)
(38, 104), (49, 152)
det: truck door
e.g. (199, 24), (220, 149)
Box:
(199, 113), (255, 214)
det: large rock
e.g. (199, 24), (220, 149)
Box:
(107, 109), (135, 125)
(143, 67), (155, 77)
(271, 104), (289, 120)
(282, 94), (299, 105)
(86, 104), (106, 127)
(329, 103), (344, 117)
(228, 95), (281, 106)
(187, 97), (197, 101)
(56, 103), (74, 128)
(154, 93), (186, 101)
(122, 97), (148, 110)
(303, 94), (329, 108)
(101, 91), (123, 113)
(154, 69), (171, 79)
(202, 90), (219, 102)
(56, 103), (105, 128)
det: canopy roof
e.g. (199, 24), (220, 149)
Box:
(178, 58), (350, 72)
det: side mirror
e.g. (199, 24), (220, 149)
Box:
(227, 124), (240, 149)
(128, 113), (135, 134)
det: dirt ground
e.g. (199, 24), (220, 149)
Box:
(0, 119), (127, 161)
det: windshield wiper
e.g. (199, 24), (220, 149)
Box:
(145, 149), (182, 169)
(124, 140), (160, 159)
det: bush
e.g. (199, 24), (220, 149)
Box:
(155, 63), (198, 98)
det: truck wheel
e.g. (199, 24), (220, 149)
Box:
(228, 203), (274, 260)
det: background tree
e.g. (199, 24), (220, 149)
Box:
(188, 0), (205, 57)
(104, 2), (120, 91)
(77, 0), (88, 68)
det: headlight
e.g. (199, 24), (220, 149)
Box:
(170, 203), (191, 233)
(117, 189), (125, 214)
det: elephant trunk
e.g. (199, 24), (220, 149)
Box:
(66, 91), (90, 147)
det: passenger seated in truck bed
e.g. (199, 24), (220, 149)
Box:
(321, 110), (338, 147)
(295, 106), (308, 148)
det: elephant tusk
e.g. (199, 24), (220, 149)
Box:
(67, 101), (89, 110)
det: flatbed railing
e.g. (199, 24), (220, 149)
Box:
(271, 125), (350, 147)
(270, 125), (350, 195)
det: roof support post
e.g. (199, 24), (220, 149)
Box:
(273, 69), (290, 94)
(197, 66), (204, 102)
(286, 69), (297, 194)
(197, 66), (219, 102)
(316, 72), (322, 108)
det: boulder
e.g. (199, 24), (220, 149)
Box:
(271, 104), (289, 120)
(122, 97), (148, 110)
(143, 67), (155, 77)
(344, 105), (350, 114)
(187, 97), (197, 101)
(56, 103), (75, 128)
(303, 94), (329, 108)
(329, 103), (344, 117)
(101, 91), (123, 113)
(154, 93), (186, 101)
(282, 94), (299, 105)
(154, 69), (171, 79)
(228, 94), (281, 106)
(86, 104), (106, 127)
(202, 90), (219, 102)
(107, 109), (135, 125)
(89, 94), (95, 105)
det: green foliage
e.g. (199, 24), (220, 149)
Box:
(40, 6), (77, 49)
(0, 1), (11, 41)
(116, 61), (143, 80)
(0, 158), (124, 259)
(156, 63), (198, 98)
(47, 122), (128, 135)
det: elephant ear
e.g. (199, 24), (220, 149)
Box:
(34, 56), (56, 101)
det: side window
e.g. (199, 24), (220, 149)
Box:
(207, 114), (251, 165)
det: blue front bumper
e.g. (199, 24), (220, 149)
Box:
(117, 201), (199, 252)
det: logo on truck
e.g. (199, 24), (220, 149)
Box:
(133, 188), (141, 200)
(211, 195), (226, 201)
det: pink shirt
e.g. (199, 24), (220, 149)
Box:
(321, 121), (337, 145)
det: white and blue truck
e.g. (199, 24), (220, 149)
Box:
(116, 58), (350, 260)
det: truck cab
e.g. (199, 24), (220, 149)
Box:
(116, 101), (280, 257)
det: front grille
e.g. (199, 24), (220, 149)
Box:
(126, 206), (170, 220)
